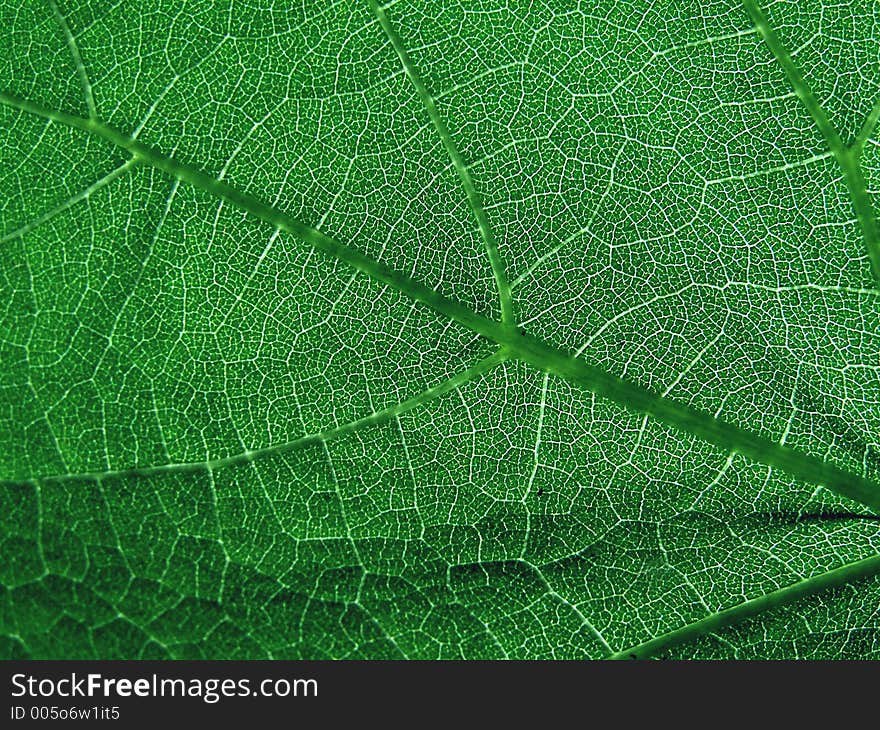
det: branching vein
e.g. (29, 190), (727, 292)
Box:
(743, 0), (880, 282)
(2, 91), (878, 516)
(368, 0), (515, 324)
(1, 158), (139, 243)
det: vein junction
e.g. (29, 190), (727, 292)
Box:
(1, 89), (879, 515)
(3, 0), (880, 657)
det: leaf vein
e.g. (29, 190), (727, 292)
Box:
(3, 91), (879, 514)
(48, 0), (96, 118)
(368, 0), (515, 324)
(2, 350), (507, 486)
(609, 551), (880, 659)
(743, 0), (880, 283)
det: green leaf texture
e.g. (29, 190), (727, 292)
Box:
(2, 0), (880, 659)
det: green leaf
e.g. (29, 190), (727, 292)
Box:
(1, 0), (879, 659)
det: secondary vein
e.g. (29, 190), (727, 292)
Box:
(741, 0), (845, 159)
(2, 90), (880, 514)
(743, 0), (880, 282)
(2, 350), (507, 486)
(368, 0), (515, 324)
(48, 0), (96, 118)
(0, 157), (139, 243)
(608, 551), (880, 659)
(853, 94), (880, 158)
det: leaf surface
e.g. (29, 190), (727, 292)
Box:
(2, 0), (880, 659)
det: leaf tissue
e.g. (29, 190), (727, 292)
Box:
(2, 0), (880, 660)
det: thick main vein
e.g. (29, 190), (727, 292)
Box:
(2, 90), (880, 513)
(609, 551), (880, 659)
(368, 0), (515, 324)
(742, 0), (880, 282)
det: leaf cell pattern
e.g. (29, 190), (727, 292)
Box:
(1, 0), (880, 659)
